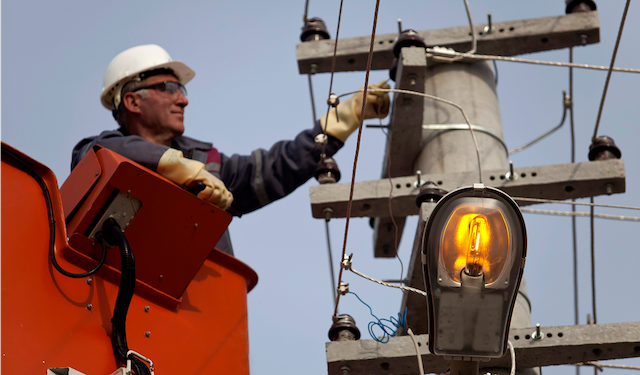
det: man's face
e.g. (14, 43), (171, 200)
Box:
(136, 74), (189, 140)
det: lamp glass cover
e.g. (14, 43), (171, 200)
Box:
(440, 204), (510, 285)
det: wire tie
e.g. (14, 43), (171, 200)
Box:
(338, 281), (350, 295)
(342, 253), (353, 270)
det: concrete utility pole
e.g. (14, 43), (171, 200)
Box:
(298, 8), (635, 375)
(404, 59), (538, 337)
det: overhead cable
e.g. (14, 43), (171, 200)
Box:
(569, 47), (580, 342)
(321, 0), (345, 139)
(427, 49), (640, 74)
(593, 0), (631, 141)
(307, 72), (318, 125)
(512, 197), (640, 211)
(324, 212), (337, 303)
(333, 0), (381, 319)
(590, 196), (597, 325)
(520, 208), (640, 222)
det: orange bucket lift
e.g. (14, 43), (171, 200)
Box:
(1, 142), (258, 374)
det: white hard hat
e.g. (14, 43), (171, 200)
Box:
(100, 44), (195, 110)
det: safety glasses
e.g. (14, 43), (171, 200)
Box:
(134, 81), (187, 97)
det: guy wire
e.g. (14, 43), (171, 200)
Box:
(333, 0), (381, 318)
(593, 0), (631, 141)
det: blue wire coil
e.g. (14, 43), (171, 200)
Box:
(348, 291), (408, 343)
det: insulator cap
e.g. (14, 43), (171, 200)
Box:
(389, 58), (398, 82)
(565, 0), (597, 14)
(329, 314), (361, 341)
(393, 29), (427, 58)
(315, 157), (341, 184)
(314, 133), (328, 147)
(327, 94), (340, 107)
(301, 17), (331, 42)
(588, 135), (621, 161)
(416, 181), (447, 207)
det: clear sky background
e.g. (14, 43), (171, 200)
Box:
(2, 1), (639, 374)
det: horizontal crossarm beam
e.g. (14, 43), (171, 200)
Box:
(297, 12), (599, 74)
(326, 322), (640, 375)
(309, 159), (625, 219)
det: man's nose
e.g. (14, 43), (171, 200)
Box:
(175, 92), (188, 108)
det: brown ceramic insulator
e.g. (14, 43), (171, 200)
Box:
(416, 181), (448, 207)
(565, 0), (597, 14)
(588, 136), (621, 161)
(328, 314), (361, 341)
(393, 29), (427, 58)
(301, 17), (330, 42)
(315, 157), (341, 184)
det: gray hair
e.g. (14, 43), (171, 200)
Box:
(112, 79), (150, 129)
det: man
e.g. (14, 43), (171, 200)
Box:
(72, 44), (390, 255)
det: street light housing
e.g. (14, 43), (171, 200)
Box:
(422, 183), (527, 359)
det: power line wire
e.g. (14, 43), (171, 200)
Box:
(333, 0), (382, 318)
(427, 49), (640, 74)
(520, 208), (640, 222)
(512, 197), (640, 211)
(593, 0), (631, 141)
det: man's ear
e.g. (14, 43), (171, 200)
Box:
(122, 92), (142, 114)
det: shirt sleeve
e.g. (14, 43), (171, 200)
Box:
(220, 121), (343, 215)
(71, 130), (169, 172)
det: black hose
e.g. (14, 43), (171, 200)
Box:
(102, 218), (150, 375)
(1, 146), (109, 278)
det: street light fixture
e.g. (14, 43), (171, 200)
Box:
(422, 183), (527, 363)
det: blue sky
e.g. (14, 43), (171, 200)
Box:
(3, 1), (639, 374)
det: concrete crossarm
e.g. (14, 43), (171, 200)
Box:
(309, 159), (625, 219)
(326, 322), (640, 375)
(297, 11), (599, 74)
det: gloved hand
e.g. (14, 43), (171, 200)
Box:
(321, 79), (390, 142)
(158, 148), (234, 210)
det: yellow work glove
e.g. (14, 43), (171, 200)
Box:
(158, 148), (234, 210)
(321, 79), (390, 142)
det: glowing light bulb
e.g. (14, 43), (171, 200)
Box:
(442, 207), (508, 285)
(465, 215), (488, 276)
